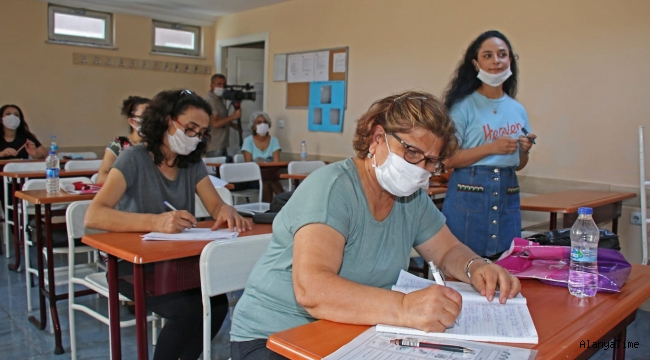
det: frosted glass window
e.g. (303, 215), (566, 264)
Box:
(48, 5), (113, 47)
(53, 13), (105, 39)
(152, 21), (201, 56)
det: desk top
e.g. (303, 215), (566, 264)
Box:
(279, 173), (308, 180)
(82, 222), (273, 264)
(267, 264), (650, 359)
(205, 161), (290, 168)
(15, 189), (95, 204)
(0, 169), (97, 179)
(520, 190), (636, 213)
(426, 186), (447, 196)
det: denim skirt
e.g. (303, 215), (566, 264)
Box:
(441, 166), (521, 257)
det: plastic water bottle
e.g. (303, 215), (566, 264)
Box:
(50, 135), (58, 153)
(300, 140), (307, 161)
(568, 207), (600, 298)
(46, 150), (60, 194)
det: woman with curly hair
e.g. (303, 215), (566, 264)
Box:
(95, 96), (150, 184)
(0, 104), (48, 159)
(85, 89), (253, 360)
(442, 30), (536, 258)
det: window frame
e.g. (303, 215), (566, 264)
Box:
(151, 20), (201, 57)
(48, 4), (113, 47)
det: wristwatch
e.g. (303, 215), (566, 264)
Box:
(465, 257), (493, 282)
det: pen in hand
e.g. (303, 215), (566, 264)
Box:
(428, 261), (459, 327)
(390, 338), (475, 354)
(163, 201), (196, 228)
(521, 127), (536, 144)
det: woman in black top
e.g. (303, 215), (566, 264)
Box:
(0, 104), (48, 159)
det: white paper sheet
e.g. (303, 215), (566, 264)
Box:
(314, 51), (330, 81)
(208, 175), (228, 188)
(288, 53), (315, 83)
(325, 327), (536, 360)
(141, 228), (238, 241)
(273, 54), (287, 81)
(333, 52), (346, 73)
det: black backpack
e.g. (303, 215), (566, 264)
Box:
(525, 228), (620, 250)
(252, 191), (294, 224)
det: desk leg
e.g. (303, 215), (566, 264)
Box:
(8, 178), (21, 271)
(612, 217), (619, 234)
(549, 212), (558, 230)
(107, 255), (122, 360)
(44, 205), (64, 354)
(134, 263), (149, 360)
(27, 204), (46, 330)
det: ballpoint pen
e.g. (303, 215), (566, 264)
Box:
(390, 338), (475, 354)
(521, 127), (536, 144)
(164, 201), (196, 227)
(428, 261), (459, 327)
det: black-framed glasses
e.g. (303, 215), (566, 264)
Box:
(388, 132), (444, 173)
(173, 119), (211, 143)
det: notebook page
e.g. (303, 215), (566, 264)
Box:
(141, 228), (238, 241)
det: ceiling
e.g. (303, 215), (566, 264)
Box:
(45, 0), (292, 26)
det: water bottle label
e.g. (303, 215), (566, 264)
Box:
(571, 247), (597, 262)
(301, 151), (307, 158)
(46, 168), (59, 178)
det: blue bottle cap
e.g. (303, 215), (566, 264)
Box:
(578, 207), (593, 215)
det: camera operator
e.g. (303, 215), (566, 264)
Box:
(204, 74), (241, 157)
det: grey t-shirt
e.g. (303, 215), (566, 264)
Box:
(112, 144), (208, 215)
(204, 91), (229, 152)
(230, 158), (446, 341)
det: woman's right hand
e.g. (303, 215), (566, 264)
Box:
(400, 285), (462, 333)
(490, 137), (519, 155)
(1, 148), (18, 157)
(152, 210), (197, 233)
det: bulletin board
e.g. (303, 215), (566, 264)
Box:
(285, 47), (348, 109)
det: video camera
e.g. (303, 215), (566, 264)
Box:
(222, 83), (256, 108)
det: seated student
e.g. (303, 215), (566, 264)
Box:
(229, 91), (521, 359)
(0, 104), (48, 160)
(96, 96), (150, 184)
(241, 111), (284, 202)
(85, 89), (253, 360)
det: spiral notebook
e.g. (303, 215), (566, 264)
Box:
(376, 270), (538, 344)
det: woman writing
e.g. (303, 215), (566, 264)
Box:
(241, 111), (284, 202)
(441, 30), (536, 258)
(229, 91), (520, 359)
(96, 96), (149, 184)
(85, 89), (252, 360)
(0, 104), (48, 159)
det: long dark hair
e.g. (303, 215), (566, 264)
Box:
(443, 30), (518, 110)
(0, 104), (39, 141)
(121, 96), (150, 134)
(140, 90), (212, 168)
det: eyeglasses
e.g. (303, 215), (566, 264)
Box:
(173, 119), (211, 143)
(388, 132), (444, 173)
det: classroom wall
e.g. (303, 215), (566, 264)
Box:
(0, 0), (215, 153)
(215, 0), (650, 189)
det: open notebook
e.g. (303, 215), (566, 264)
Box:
(376, 270), (538, 344)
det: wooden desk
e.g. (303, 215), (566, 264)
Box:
(15, 190), (96, 355)
(205, 161), (290, 168)
(520, 190), (636, 231)
(267, 264), (650, 360)
(82, 223), (273, 360)
(2, 169), (97, 271)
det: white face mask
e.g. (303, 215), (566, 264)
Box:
(2, 114), (20, 130)
(213, 87), (224, 97)
(255, 123), (269, 136)
(166, 123), (201, 155)
(372, 134), (431, 197)
(129, 118), (142, 134)
(476, 65), (512, 87)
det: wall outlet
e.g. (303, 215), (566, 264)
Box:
(630, 212), (642, 226)
(278, 119), (285, 129)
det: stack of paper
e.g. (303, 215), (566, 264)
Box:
(141, 228), (238, 241)
(376, 270), (538, 344)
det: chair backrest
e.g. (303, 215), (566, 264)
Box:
(64, 160), (103, 171)
(66, 200), (104, 241)
(58, 152), (98, 159)
(203, 157), (226, 175)
(288, 160), (326, 175)
(91, 173), (99, 184)
(195, 188), (233, 218)
(233, 154), (245, 163)
(639, 126), (649, 266)
(4, 161), (46, 173)
(216, 187), (233, 206)
(219, 163), (262, 183)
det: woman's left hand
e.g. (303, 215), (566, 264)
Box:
(211, 204), (253, 232)
(469, 261), (521, 304)
(25, 140), (39, 157)
(518, 134), (536, 155)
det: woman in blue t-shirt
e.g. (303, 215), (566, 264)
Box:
(241, 111), (284, 202)
(442, 30), (536, 258)
(0, 104), (48, 160)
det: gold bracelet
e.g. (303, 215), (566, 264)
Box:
(465, 257), (493, 282)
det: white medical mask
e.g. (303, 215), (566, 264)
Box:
(2, 114), (20, 130)
(255, 123), (269, 136)
(129, 118), (142, 134)
(476, 65), (512, 87)
(166, 123), (201, 155)
(372, 134), (432, 197)
(213, 87), (224, 97)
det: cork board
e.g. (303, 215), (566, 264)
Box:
(286, 47), (348, 108)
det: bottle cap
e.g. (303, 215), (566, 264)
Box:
(578, 207), (593, 215)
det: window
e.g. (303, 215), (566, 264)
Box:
(152, 21), (201, 57)
(48, 5), (113, 47)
